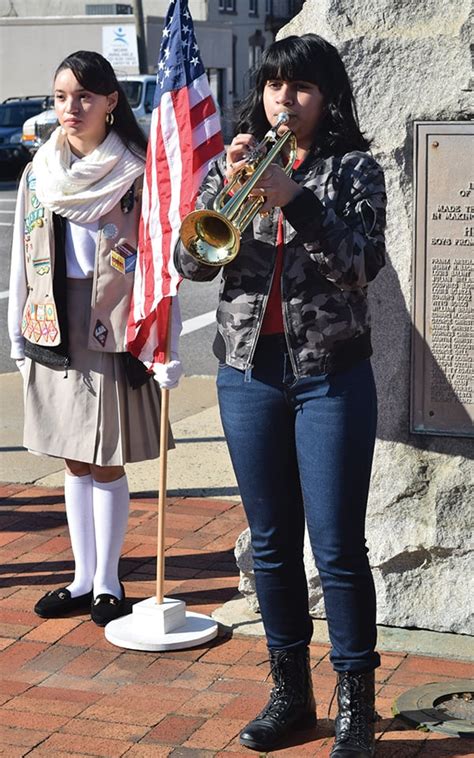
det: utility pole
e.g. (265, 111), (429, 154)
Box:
(132, 0), (148, 74)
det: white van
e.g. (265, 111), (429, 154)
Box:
(119, 74), (156, 136)
(21, 74), (157, 153)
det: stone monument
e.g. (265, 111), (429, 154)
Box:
(235, 0), (473, 635)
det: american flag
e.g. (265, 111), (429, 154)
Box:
(126, 0), (224, 367)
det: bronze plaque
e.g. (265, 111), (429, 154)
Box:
(411, 121), (473, 437)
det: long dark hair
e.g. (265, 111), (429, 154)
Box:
(54, 50), (148, 157)
(238, 34), (370, 157)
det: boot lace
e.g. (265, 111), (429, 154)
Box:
(330, 673), (377, 750)
(256, 653), (304, 722)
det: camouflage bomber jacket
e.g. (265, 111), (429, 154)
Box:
(174, 149), (387, 378)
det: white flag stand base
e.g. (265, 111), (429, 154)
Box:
(104, 596), (218, 651)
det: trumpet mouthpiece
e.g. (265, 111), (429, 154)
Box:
(276, 112), (290, 125)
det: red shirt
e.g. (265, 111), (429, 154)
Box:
(261, 158), (302, 336)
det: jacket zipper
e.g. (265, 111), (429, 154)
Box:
(280, 213), (299, 379)
(244, 211), (279, 381)
(280, 163), (304, 381)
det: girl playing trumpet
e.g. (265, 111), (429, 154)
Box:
(175, 34), (386, 756)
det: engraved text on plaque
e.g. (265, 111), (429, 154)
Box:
(411, 122), (473, 437)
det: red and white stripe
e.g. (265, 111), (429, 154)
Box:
(126, 72), (224, 367)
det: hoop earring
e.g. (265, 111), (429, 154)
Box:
(106, 111), (115, 126)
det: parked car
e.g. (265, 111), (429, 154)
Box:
(21, 107), (58, 154)
(21, 74), (158, 157)
(119, 74), (156, 137)
(0, 96), (51, 179)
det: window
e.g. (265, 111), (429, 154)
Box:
(219, 0), (236, 12)
(144, 82), (156, 113)
(0, 100), (46, 128)
(249, 0), (258, 16)
(265, 0), (273, 13)
(249, 31), (264, 69)
(120, 81), (142, 109)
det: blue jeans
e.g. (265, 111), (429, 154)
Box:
(217, 335), (380, 672)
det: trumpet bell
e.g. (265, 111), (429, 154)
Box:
(178, 114), (296, 267)
(179, 209), (240, 266)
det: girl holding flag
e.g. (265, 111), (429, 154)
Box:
(175, 34), (387, 757)
(8, 50), (182, 626)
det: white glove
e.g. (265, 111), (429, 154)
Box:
(153, 357), (184, 389)
(16, 358), (26, 379)
(151, 295), (184, 389)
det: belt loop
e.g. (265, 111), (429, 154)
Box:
(244, 366), (253, 383)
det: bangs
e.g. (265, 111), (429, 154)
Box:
(55, 51), (116, 96)
(258, 36), (326, 89)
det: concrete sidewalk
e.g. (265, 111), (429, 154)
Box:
(1, 371), (473, 756)
(0, 372), (238, 499)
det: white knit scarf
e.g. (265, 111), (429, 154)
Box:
(32, 126), (145, 223)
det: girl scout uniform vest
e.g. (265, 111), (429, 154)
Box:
(21, 165), (142, 353)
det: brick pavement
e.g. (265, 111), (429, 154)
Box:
(0, 483), (472, 757)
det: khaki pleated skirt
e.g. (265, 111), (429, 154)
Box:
(23, 278), (170, 465)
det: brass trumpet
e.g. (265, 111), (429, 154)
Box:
(179, 112), (297, 266)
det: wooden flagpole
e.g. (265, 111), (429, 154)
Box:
(155, 311), (172, 604)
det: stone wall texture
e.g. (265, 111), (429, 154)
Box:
(235, 0), (474, 635)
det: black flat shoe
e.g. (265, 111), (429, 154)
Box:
(91, 583), (126, 627)
(34, 588), (93, 618)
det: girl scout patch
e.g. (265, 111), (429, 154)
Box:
(22, 302), (59, 344)
(93, 320), (108, 347)
(25, 208), (45, 234)
(103, 223), (119, 240)
(120, 185), (135, 214)
(32, 257), (50, 275)
(110, 242), (137, 274)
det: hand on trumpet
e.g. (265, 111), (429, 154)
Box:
(226, 133), (302, 213)
(225, 133), (258, 182)
(249, 163), (303, 214)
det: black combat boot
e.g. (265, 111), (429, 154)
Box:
(239, 646), (317, 752)
(330, 671), (377, 757)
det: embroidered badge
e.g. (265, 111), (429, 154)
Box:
(47, 322), (58, 341)
(21, 303), (59, 344)
(26, 172), (36, 191)
(120, 186), (135, 214)
(24, 233), (32, 260)
(93, 320), (108, 347)
(32, 257), (51, 275)
(31, 194), (40, 209)
(25, 208), (45, 234)
(110, 242), (137, 274)
(32, 320), (41, 342)
(102, 223), (119, 240)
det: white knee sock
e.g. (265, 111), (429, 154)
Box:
(92, 474), (129, 598)
(64, 472), (96, 597)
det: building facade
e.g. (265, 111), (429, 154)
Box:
(0, 0), (303, 132)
